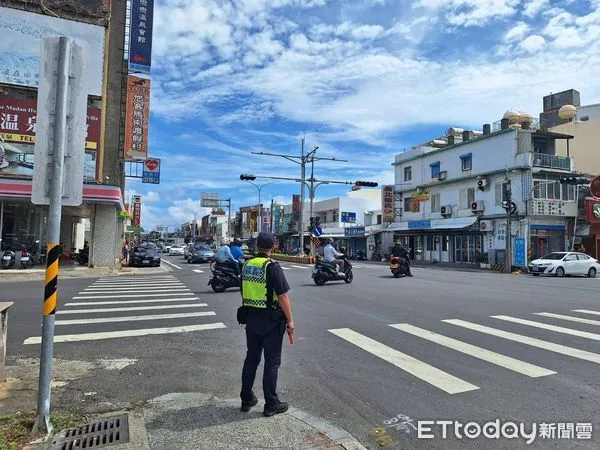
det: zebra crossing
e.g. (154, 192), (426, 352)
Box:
(329, 307), (600, 394)
(23, 275), (226, 345)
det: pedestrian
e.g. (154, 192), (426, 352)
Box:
(121, 240), (130, 264)
(239, 232), (294, 417)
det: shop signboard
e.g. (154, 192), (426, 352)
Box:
(132, 196), (142, 227)
(514, 238), (526, 266)
(0, 6), (105, 95)
(382, 185), (394, 222)
(129, 0), (154, 74)
(124, 76), (151, 160)
(341, 212), (356, 223)
(0, 96), (100, 181)
(408, 220), (431, 230)
(292, 194), (301, 213)
(345, 227), (365, 237)
(142, 158), (160, 184)
(585, 199), (600, 223)
(591, 176), (600, 199)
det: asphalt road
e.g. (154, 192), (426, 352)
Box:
(4, 255), (600, 449)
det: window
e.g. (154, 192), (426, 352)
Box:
(404, 166), (412, 182)
(533, 179), (575, 201)
(411, 198), (421, 213)
(577, 254), (590, 260)
(495, 182), (510, 206)
(426, 236), (433, 251)
(333, 211), (338, 223)
(430, 193), (441, 213)
(404, 197), (412, 213)
(460, 153), (472, 171)
(430, 161), (440, 178)
(460, 188), (475, 209)
(377, 214), (382, 225)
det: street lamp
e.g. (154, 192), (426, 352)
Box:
(240, 174), (278, 234)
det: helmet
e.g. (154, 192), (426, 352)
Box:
(394, 240), (401, 245)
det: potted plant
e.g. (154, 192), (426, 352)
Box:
(477, 252), (489, 269)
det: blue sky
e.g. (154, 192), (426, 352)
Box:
(129, 0), (600, 229)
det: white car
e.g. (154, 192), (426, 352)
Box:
(169, 245), (185, 256)
(528, 252), (599, 278)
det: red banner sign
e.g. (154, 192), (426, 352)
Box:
(591, 176), (600, 199)
(132, 195), (142, 227)
(382, 185), (394, 222)
(0, 96), (101, 149)
(292, 194), (300, 214)
(585, 199), (600, 224)
(124, 76), (151, 160)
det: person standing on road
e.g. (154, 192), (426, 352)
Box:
(240, 232), (294, 417)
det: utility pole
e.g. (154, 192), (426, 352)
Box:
(270, 198), (275, 233)
(300, 137), (306, 253)
(503, 169), (513, 274)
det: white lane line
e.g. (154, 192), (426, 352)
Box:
(443, 319), (600, 364)
(573, 309), (600, 317)
(66, 297), (201, 306)
(101, 277), (176, 281)
(89, 284), (184, 289)
(56, 311), (216, 325)
(492, 315), (600, 341)
(74, 292), (193, 300)
(24, 322), (227, 344)
(535, 313), (600, 326)
(81, 288), (190, 294)
(329, 328), (478, 394)
(193, 269), (205, 273)
(390, 324), (555, 378)
(93, 279), (178, 284)
(57, 303), (208, 314)
(290, 265), (309, 269)
(161, 259), (182, 270)
(281, 267), (291, 270)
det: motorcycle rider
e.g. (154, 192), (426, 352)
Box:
(230, 238), (246, 270)
(391, 241), (413, 277)
(215, 238), (240, 276)
(323, 238), (345, 275)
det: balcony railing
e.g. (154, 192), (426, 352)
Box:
(532, 153), (572, 170)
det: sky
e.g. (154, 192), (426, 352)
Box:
(129, 0), (600, 230)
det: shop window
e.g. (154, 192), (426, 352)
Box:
(442, 236), (449, 251)
(377, 214), (382, 225)
(404, 166), (412, 182)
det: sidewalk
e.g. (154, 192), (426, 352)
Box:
(0, 263), (169, 282)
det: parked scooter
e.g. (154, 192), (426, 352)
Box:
(389, 256), (408, 278)
(20, 248), (35, 269)
(2, 248), (16, 269)
(208, 260), (242, 293)
(312, 255), (353, 286)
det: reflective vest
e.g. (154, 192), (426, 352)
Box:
(241, 257), (273, 309)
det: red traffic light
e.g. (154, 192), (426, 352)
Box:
(354, 181), (378, 187)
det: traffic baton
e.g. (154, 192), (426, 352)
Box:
(288, 333), (294, 345)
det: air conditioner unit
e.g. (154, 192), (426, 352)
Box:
(440, 205), (453, 217)
(477, 178), (488, 191)
(471, 200), (484, 214)
(479, 220), (494, 231)
(438, 171), (447, 181)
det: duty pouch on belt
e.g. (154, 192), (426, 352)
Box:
(237, 305), (249, 325)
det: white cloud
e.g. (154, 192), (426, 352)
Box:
(520, 35), (546, 52)
(504, 21), (530, 42)
(522, 0), (550, 17)
(417, 0), (520, 27)
(167, 199), (212, 224)
(145, 191), (161, 203)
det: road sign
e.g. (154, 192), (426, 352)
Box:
(201, 192), (220, 207)
(32, 37), (87, 206)
(142, 158), (160, 184)
(514, 238), (526, 266)
(341, 212), (356, 223)
(313, 226), (322, 237)
(591, 176), (600, 198)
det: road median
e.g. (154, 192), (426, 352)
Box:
(270, 253), (314, 265)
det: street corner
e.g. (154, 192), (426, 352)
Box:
(142, 393), (367, 450)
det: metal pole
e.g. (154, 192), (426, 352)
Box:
(572, 185), (579, 251)
(0, 200), (4, 250)
(258, 187), (262, 234)
(309, 154), (315, 256)
(34, 37), (71, 434)
(505, 180), (512, 274)
(270, 198), (274, 233)
(228, 199), (232, 239)
(299, 137), (306, 255)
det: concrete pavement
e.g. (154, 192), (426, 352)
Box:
(3, 256), (600, 448)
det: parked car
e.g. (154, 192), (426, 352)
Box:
(169, 244), (185, 256)
(528, 252), (599, 278)
(130, 242), (161, 267)
(188, 244), (215, 263)
(162, 244), (172, 254)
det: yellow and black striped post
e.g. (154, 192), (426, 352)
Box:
(43, 243), (60, 316)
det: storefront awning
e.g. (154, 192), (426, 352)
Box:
(0, 178), (125, 211)
(388, 216), (478, 231)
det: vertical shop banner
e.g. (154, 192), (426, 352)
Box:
(382, 185), (394, 222)
(132, 196), (142, 227)
(129, 0), (154, 74)
(514, 238), (526, 266)
(124, 76), (151, 160)
(292, 194), (301, 213)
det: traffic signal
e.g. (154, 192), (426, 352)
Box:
(240, 174), (256, 180)
(309, 217), (314, 231)
(560, 176), (589, 185)
(502, 200), (518, 215)
(354, 181), (378, 187)
(315, 216), (321, 228)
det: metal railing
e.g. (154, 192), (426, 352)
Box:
(532, 153), (572, 170)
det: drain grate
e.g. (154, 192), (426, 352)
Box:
(52, 414), (130, 449)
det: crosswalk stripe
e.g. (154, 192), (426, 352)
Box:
(66, 297), (201, 306)
(99, 277), (176, 282)
(492, 315), (600, 341)
(81, 288), (190, 294)
(443, 319), (600, 364)
(193, 269), (205, 273)
(73, 292), (193, 300)
(56, 311), (216, 325)
(57, 304), (208, 314)
(290, 265), (308, 269)
(23, 322), (227, 344)
(390, 324), (555, 378)
(329, 328), (479, 394)
(84, 287), (186, 292)
(534, 312), (600, 326)
(573, 309), (600, 317)
(91, 281), (183, 286)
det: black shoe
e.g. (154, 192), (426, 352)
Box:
(241, 396), (258, 412)
(263, 401), (288, 417)
(407, 274), (414, 277)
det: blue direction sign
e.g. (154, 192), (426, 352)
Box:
(313, 226), (323, 237)
(514, 238), (526, 266)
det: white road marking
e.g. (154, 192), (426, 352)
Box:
(290, 265), (309, 269)
(492, 315), (600, 341)
(56, 311), (216, 325)
(193, 269), (205, 273)
(81, 288), (190, 294)
(390, 324), (555, 378)
(329, 328), (479, 394)
(74, 292), (193, 300)
(573, 309), (600, 317)
(280, 267), (291, 270)
(443, 319), (600, 364)
(102, 276), (176, 281)
(66, 297), (201, 306)
(24, 322), (227, 344)
(57, 304), (208, 314)
(161, 260), (182, 270)
(91, 281), (183, 286)
(535, 312), (600, 326)
(94, 279), (178, 284)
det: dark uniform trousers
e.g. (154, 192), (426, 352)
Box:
(241, 308), (286, 407)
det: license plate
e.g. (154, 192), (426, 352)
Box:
(21, 257), (29, 261)
(390, 264), (399, 269)
(3, 256), (10, 260)
(143, 260), (150, 264)
(530, 267), (538, 272)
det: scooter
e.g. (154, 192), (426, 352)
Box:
(208, 260), (242, 293)
(77, 248), (89, 266)
(20, 248), (35, 269)
(390, 256), (408, 278)
(2, 249), (16, 269)
(312, 255), (353, 286)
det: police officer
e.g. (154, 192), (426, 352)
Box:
(240, 232), (295, 417)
